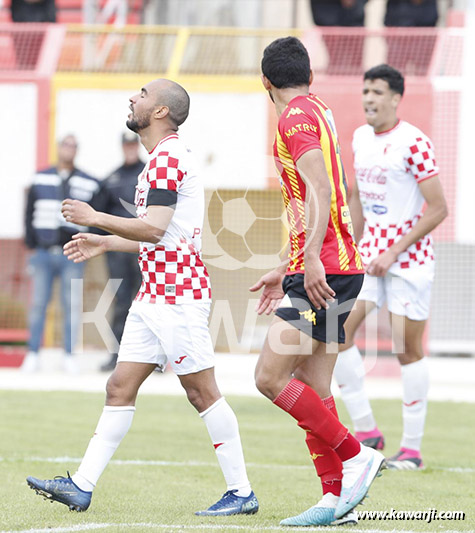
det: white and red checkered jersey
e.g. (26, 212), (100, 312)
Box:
(134, 134), (211, 304)
(353, 120), (439, 274)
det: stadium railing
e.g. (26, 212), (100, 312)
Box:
(0, 21), (471, 356)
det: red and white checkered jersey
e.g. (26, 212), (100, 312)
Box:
(353, 120), (439, 274)
(134, 134), (211, 304)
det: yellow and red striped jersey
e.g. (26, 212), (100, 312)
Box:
(274, 93), (363, 275)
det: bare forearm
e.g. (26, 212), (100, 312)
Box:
(104, 235), (140, 253)
(348, 187), (364, 242)
(391, 204), (447, 256)
(93, 212), (163, 244)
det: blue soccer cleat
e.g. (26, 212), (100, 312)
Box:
(331, 509), (358, 526)
(280, 505), (336, 526)
(195, 490), (259, 516)
(26, 472), (92, 512)
(280, 492), (358, 527)
(335, 447), (385, 519)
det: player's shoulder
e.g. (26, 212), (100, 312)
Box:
(147, 134), (195, 182)
(149, 134), (189, 161)
(397, 120), (432, 145)
(353, 124), (373, 143)
(280, 94), (320, 124)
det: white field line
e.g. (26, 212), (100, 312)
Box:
(1, 456), (474, 474)
(1, 524), (470, 533)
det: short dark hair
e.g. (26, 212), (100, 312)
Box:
(261, 36), (311, 89)
(161, 81), (190, 129)
(364, 64), (405, 96)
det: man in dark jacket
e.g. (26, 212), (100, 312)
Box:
(22, 134), (100, 373)
(98, 132), (144, 372)
(10, 0), (56, 69)
(384, 0), (438, 75)
(310, 0), (368, 75)
(385, 0), (438, 27)
(11, 0), (56, 22)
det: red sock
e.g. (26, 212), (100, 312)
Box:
(305, 433), (342, 495)
(322, 395), (338, 418)
(305, 395), (342, 496)
(334, 433), (361, 462)
(322, 393), (361, 462)
(274, 379), (356, 453)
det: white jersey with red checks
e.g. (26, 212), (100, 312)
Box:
(353, 120), (439, 274)
(134, 134), (211, 304)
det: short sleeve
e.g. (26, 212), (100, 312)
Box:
(146, 151), (184, 207)
(406, 136), (439, 183)
(147, 151), (184, 191)
(279, 108), (321, 162)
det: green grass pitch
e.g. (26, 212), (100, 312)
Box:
(0, 390), (474, 532)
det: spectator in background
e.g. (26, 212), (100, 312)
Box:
(10, 0), (56, 69)
(384, 0), (439, 76)
(22, 134), (100, 374)
(98, 132), (144, 372)
(309, 0), (368, 75)
(11, 0), (56, 22)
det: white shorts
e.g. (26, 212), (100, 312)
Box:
(357, 265), (434, 321)
(118, 301), (215, 375)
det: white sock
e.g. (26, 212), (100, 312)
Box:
(200, 397), (251, 497)
(401, 358), (429, 451)
(317, 492), (339, 508)
(72, 406), (136, 492)
(334, 346), (377, 432)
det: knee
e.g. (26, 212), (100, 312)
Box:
(106, 374), (133, 405)
(255, 369), (281, 401)
(184, 386), (214, 413)
(397, 339), (424, 365)
(398, 347), (424, 365)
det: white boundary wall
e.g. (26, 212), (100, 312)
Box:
(0, 83), (37, 239)
(55, 90), (269, 186)
(1, 89), (268, 239)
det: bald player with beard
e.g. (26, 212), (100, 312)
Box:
(26, 79), (258, 517)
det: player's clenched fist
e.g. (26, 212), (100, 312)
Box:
(61, 198), (97, 226)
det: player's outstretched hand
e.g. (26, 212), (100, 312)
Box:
(63, 233), (107, 263)
(62, 198), (97, 227)
(304, 258), (335, 310)
(249, 270), (285, 315)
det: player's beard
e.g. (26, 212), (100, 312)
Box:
(126, 110), (151, 133)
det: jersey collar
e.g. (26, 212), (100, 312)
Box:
(375, 119), (401, 136)
(149, 134), (179, 154)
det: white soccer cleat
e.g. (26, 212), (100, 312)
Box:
(335, 445), (385, 519)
